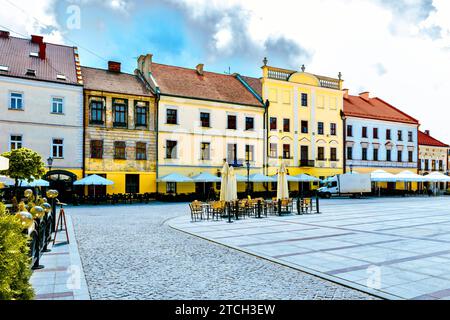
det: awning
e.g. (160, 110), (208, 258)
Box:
(158, 173), (193, 183)
(294, 174), (321, 182)
(0, 156), (9, 170)
(191, 172), (221, 183)
(395, 170), (426, 182)
(74, 174), (114, 186)
(371, 170), (398, 182)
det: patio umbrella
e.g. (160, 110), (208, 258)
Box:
(272, 174), (300, 182)
(17, 178), (50, 187)
(276, 163), (289, 200)
(395, 171), (426, 182)
(234, 174), (247, 182)
(249, 173), (276, 183)
(220, 163), (229, 201)
(294, 173), (321, 195)
(227, 167), (238, 201)
(423, 172), (450, 195)
(74, 174), (114, 196)
(370, 170), (398, 182)
(192, 172), (221, 200)
(0, 175), (14, 189)
(158, 173), (193, 183)
(0, 156), (9, 170)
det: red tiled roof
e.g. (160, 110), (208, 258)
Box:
(418, 131), (449, 147)
(0, 34), (81, 85)
(151, 63), (263, 107)
(81, 66), (154, 97)
(240, 75), (262, 98)
(344, 95), (419, 125)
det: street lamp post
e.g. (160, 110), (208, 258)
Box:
(350, 164), (353, 174)
(47, 156), (53, 171)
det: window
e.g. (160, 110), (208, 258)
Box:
(397, 150), (402, 162)
(432, 160), (436, 171)
(386, 129), (391, 140)
(200, 142), (210, 160)
(90, 140), (103, 159)
(0, 65), (9, 72)
(373, 128), (379, 139)
(283, 119), (290, 132)
(373, 148), (379, 161)
(301, 93), (308, 107)
(227, 115), (237, 130)
(362, 127), (368, 138)
(113, 101), (127, 127)
(51, 97), (63, 114)
(166, 182), (176, 194)
(270, 117), (277, 131)
(227, 144), (237, 163)
(408, 131), (413, 142)
(301, 121), (308, 134)
(56, 74), (66, 81)
(330, 123), (337, 136)
(200, 112), (210, 127)
(10, 135), (22, 150)
(135, 105), (148, 127)
(114, 141), (126, 159)
(52, 139), (64, 158)
(26, 69), (36, 76)
(245, 145), (254, 162)
(166, 109), (178, 125)
(136, 142), (147, 160)
(318, 122), (324, 135)
(270, 143), (277, 158)
(347, 147), (353, 160)
(125, 174), (140, 194)
(166, 140), (177, 159)
(10, 92), (23, 110)
(386, 149), (391, 162)
(362, 147), (368, 161)
(408, 150), (413, 163)
(245, 117), (254, 130)
(283, 144), (291, 159)
(347, 125), (353, 137)
(397, 130), (403, 141)
(424, 159), (429, 171)
(90, 100), (104, 124)
(330, 148), (337, 161)
(439, 160), (444, 171)
(317, 147), (325, 161)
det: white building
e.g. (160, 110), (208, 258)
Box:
(343, 91), (419, 177)
(0, 31), (83, 195)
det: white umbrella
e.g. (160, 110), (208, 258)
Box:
(272, 174), (300, 182)
(227, 167), (238, 201)
(21, 178), (50, 187)
(370, 170), (398, 182)
(423, 172), (450, 196)
(158, 173), (193, 183)
(74, 174), (114, 196)
(395, 170), (426, 182)
(277, 163), (289, 200)
(295, 174), (321, 182)
(0, 156), (9, 170)
(220, 163), (229, 201)
(234, 174), (247, 182)
(192, 172), (221, 183)
(249, 173), (276, 183)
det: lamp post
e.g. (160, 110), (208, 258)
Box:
(350, 164), (353, 174)
(47, 156), (53, 171)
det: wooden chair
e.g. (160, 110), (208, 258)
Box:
(189, 201), (203, 222)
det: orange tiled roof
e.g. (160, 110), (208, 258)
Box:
(151, 63), (263, 107)
(418, 131), (449, 147)
(344, 95), (419, 125)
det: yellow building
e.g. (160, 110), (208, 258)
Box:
(81, 62), (157, 195)
(240, 60), (344, 192)
(136, 54), (265, 196)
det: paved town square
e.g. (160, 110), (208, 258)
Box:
(171, 197), (450, 300)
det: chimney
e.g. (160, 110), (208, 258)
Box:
(39, 42), (46, 60)
(108, 61), (121, 73)
(138, 53), (153, 74)
(31, 35), (43, 44)
(196, 63), (204, 76)
(0, 30), (10, 38)
(343, 88), (349, 99)
(359, 91), (370, 101)
(425, 130), (430, 136)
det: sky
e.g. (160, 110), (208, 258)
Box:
(1, 0), (450, 142)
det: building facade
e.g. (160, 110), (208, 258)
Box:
(418, 130), (449, 175)
(137, 54), (265, 195)
(0, 31), (83, 200)
(343, 91), (419, 189)
(81, 62), (157, 195)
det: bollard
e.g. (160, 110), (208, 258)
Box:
(257, 200), (262, 219)
(316, 196), (320, 214)
(31, 219), (45, 270)
(227, 202), (233, 223)
(278, 199), (282, 216)
(296, 197), (301, 215)
(235, 201), (239, 220)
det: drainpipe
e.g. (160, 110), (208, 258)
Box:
(264, 99), (270, 176)
(341, 110), (347, 174)
(155, 92), (160, 195)
(82, 89), (86, 178)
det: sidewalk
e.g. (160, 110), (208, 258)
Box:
(30, 212), (90, 300)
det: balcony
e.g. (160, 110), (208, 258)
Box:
(347, 159), (417, 169)
(299, 159), (315, 167)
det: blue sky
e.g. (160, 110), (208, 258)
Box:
(1, 0), (450, 141)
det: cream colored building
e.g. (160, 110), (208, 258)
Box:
(137, 54), (265, 196)
(418, 130), (449, 175)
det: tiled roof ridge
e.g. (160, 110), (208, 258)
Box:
(419, 130), (449, 147)
(373, 97), (419, 124)
(152, 61), (237, 78)
(6, 34), (76, 49)
(81, 65), (137, 77)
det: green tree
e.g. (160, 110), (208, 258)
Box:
(0, 203), (34, 300)
(0, 148), (45, 188)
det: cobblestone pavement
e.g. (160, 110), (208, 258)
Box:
(70, 203), (376, 300)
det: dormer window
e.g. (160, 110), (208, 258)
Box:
(56, 74), (66, 81)
(0, 65), (8, 72)
(29, 52), (39, 57)
(26, 69), (36, 76)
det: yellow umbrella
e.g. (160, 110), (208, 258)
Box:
(219, 162), (229, 201)
(277, 163), (289, 200)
